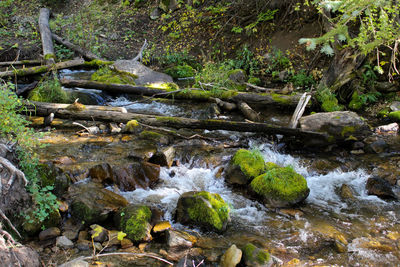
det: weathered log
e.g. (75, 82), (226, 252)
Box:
(38, 8), (55, 64)
(238, 101), (261, 122)
(60, 79), (305, 108)
(52, 33), (103, 61)
(0, 58), (85, 78)
(27, 102), (328, 142)
(289, 93), (312, 128)
(26, 101), (128, 114)
(16, 81), (38, 96)
(0, 60), (42, 66)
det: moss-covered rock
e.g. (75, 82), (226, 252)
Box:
(243, 243), (272, 267)
(348, 91), (363, 111)
(225, 149), (265, 185)
(28, 76), (70, 103)
(248, 76), (261, 85)
(123, 120), (142, 134)
(175, 191), (230, 232)
(114, 205), (152, 242)
(139, 130), (170, 145)
(165, 64), (195, 79)
(22, 207), (61, 236)
(388, 111), (400, 122)
(91, 66), (137, 85)
(250, 165), (309, 208)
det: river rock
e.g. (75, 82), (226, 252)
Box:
(90, 224), (108, 243)
(58, 258), (89, 267)
(114, 205), (152, 242)
(56, 236), (74, 249)
(149, 146), (175, 167)
(112, 161), (160, 191)
(113, 60), (173, 85)
(225, 149), (266, 185)
(242, 243), (272, 267)
(367, 138), (388, 153)
(220, 244), (242, 267)
(68, 181), (128, 224)
(89, 163), (113, 184)
(340, 184), (356, 200)
(175, 191), (231, 232)
(39, 227), (61, 241)
(250, 165), (309, 208)
(167, 229), (196, 249)
(0, 238), (40, 267)
(366, 177), (399, 200)
(299, 111), (371, 140)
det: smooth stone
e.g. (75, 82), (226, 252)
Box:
(63, 230), (79, 241)
(167, 230), (196, 249)
(76, 240), (91, 251)
(56, 236), (74, 249)
(58, 257), (89, 267)
(39, 227), (61, 241)
(220, 244), (242, 267)
(152, 221), (171, 233)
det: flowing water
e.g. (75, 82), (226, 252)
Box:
(40, 69), (400, 265)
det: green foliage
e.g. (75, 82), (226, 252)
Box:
(244, 9), (278, 35)
(265, 49), (292, 73)
(165, 64), (195, 79)
(316, 87), (343, 112)
(226, 45), (259, 76)
(0, 81), (58, 224)
(28, 74), (70, 103)
(54, 43), (74, 61)
(289, 70), (316, 89)
(232, 149), (266, 181)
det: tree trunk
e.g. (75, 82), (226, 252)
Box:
(26, 101), (128, 114)
(238, 101), (261, 122)
(0, 60), (42, 66)
(27, 101), (328, 141)
(0, 59), (85, 78)
(60, 79), (305, 108)
(38, 8), (55, 64)
(52, 33), (103, 61)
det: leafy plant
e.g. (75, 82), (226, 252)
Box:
(290, 70), (316, 89)
(244, 9), (278, 35)
(28, 73), (70, 103)
(54, 43), (74, 61)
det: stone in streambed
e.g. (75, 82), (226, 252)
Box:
(56, 236), (74, 249)
(39, 227), (61, 241)
(220, 244), (242, 267)
(114, 205), (152, 242)
(366, 177), (399, 200)
(242, 243), (272, 267)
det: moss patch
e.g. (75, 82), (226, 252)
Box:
(348, 91), (363, 111)
(243, 243), (270, 265)
(117, 205), (152, 242)
(341, 126), (356, 137)
(91, 66), (137, 85)
(232, 149), (266, 180)
(388, 111), (400, 122)
(165, 64), (195, 79)
(84, 59), (113, 67)
(186, 191), (230, 231)
(28, 76), (70, 103)
(250, 166), (308, 202)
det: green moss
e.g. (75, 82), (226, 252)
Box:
(248, 77), (261, 85)
(316, 88), (344, 112)
(341, 126), (356, 137)
(377, 108), (390, 118)
(165, 64), (195, 79)
(271, 93), (292, 105)
(84, 59), (113, 67)
(126, 120), (139, 129)
(146, 82), (179, 90)
(91, 66), (137, 85)
(187, 191), (230, 231)
(71, 200), (107, 224)
(155, 116), (184, 123)
(44, 53), (56, 60)
(388, 111), (400, 122)
(118, 205), (152, 242)
(37, 163), (58, 187)
(243, 243), (270, 265)
(28, 76), (70, 103)
(232, 149), (266, 180)
(265, 162), (280, 171)
(139, 130), (163, 140)
(250, 166), (308, 202)
(348, 91), (363, 110)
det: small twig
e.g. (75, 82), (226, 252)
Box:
(243, 82), (281, 93)
(0, 209), (22, 239)
(80, 252), (173, 265)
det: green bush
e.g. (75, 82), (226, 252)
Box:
(316, 87), (343, 112)
(290, 70), (316, 89)
(165, 64), (195, 79)
(28, 74), (70, 103)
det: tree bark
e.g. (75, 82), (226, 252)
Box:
(60, 79), (305, 108)
(52, 33), (103, 61)
(26, 101), (128, 114)
(238, 101), (261, 122)
(27, 101), (328, 141)
(0, 59), (85, 78)
(0, 60), (42, 66)
(38, 8), (55, 64)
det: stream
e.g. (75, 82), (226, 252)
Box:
(37, 70), (400, 266)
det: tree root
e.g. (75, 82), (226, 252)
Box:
(0, 156), (28, 194)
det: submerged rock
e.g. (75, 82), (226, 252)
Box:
(250, 165), (309, 208)
(299, 111), (371, 140)
(366, 177), (399, 200)
(114, 205), (152, 242)
(68, 182), (128, 225)
(175, 191), (230, 232)
(225, 149), (266, 185)
(242, 243), (272, 267)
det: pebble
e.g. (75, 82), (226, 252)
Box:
(39, 227), (61, 241)
(56, 236), (74, 249)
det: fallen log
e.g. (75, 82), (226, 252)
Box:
(27, 101), (328, 142)
(52, 33), (102, 61)
(26, 101), (128, 114)
(0, 58), (85, 78)
(39, 8), (55, 64)
(0, 60), (42, 66)
(60, 79), (305, 108)
(238, 101), (261, 122)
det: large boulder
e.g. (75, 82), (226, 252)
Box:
(299, 111), (371, 140)
(0, 239), (40, 267)
(250, 165), (309, 208)
(68, 182), (128, 225)
(175, 191), (230, 232)
(113, 60), (173, 85)
(225, 149), (266, 185)
(114, 205), (152, 242)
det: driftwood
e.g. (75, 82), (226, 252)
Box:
(38, 8), (55, 64)
(0, 60), (42, 67)
(0, 58), (85, 78)
(132, 39), (148, 62)
(52, 33), (102, 61)
(289, 92), (312, 128)
(26, 101), (128, 114)
(238, 101), (261, 122)
(212, 98), (237, 111)
(27, 101), (328, 141)
(60, 79), (305, 108)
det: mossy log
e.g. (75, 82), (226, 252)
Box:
(0, 60), (42, 66)
(39, 8), (55, 64)
(26, 101), (128, 114)
(52, 33), (103, 61)
(60, 79), (305, 108)
(27, 102), (328, 141)
(0, 58), (85, 78)
(238, 101), (261, 122)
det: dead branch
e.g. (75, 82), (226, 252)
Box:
(0, 209), (21, 239)
(0, 156), (28, 194)
(132, 39), (148, 62)
(77, 252), (173, 265)
(38, 8), (55, 64)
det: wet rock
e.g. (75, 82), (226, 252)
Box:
(112, 161), (160, 191)
(242, 243), (272, 267)
(113, 60), (173, 85)
(153, 221), (171, 233)
(340, 184), (356, 200)
(139, 130), (171, 145)
(78, 230), (89, 241)
(167, 230), (196, 249)
(367, 139), (388, 154)
(0, 239), (40, 267)
(149, 146), (175, 168)
(58, 258), (89, 267)
(334, 233), (348, 253)
(220, 244), (242, 267)
(68, 181), (128, 225)
(56, 236), (74, 249)
(225, 149), (266, 185)
(366, 177), (399, 200)
(90, 224), (108, 243)
(76, 240), (91, 251)
(89, 163), (113, 184)
(114, 205), (152, 242)
(308, 159), (340, 175)
(175, 191), (231, 232)
(39, 227), (61, 241)
(299, 111), (371, 140)
(373, 162), (400, 185)
(121, 238), (134, 248)
(250, 165), (309, 208)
